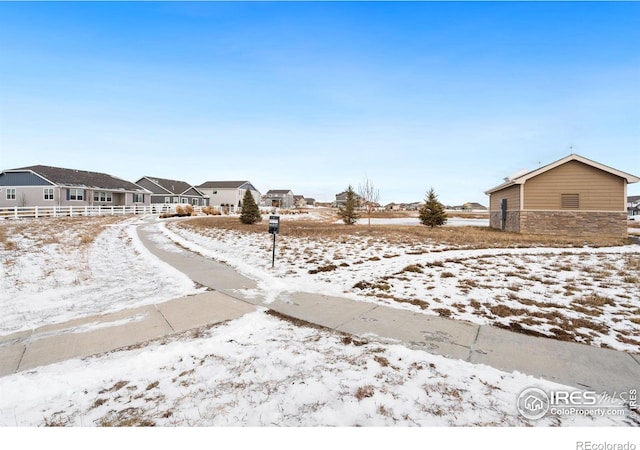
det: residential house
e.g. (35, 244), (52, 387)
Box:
(385, 203), (401, 211)
(628, 196), (640, 216)
(334, 190), (364, 208)
(449, 202), (488, 212)
(305, 198), (317, 207)
(485, 154), (639, 237)
(263, 190), (295, 209)
(197, 181), (261, 208)
(406, 202), (424, 211)
(0, 165), (151, 208)
(294, 195), (307, 208)
(136, 176), (208, 206)
(462, 202), (487, 211)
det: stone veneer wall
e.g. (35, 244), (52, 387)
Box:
(520, 211), (628, 237)
(489, 211), (520, 233)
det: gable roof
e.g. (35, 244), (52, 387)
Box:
(138, 176), (203, 196)
(462, 202), (487, 209)
(335, 191), (363, 199)
(197, 181), (251, 189)
(485, 154), (640, 195)
(266, 189), (293, 195)
(11, 165), (147, 192)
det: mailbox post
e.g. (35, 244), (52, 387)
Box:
(268, 215), (280, 268)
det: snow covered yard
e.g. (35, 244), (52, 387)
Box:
(166, 216), (640, 353)
(0, 216), (200, 334)
(1, 309), (636, 426)
(1, 214), (638, 428)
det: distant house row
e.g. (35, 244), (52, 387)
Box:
(383, 202), (488, 212)
(328, 154), (638, 238)
(0, 165), (316, 210)
(1, 154), (638, 237)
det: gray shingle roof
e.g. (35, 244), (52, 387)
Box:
(198, 181), (249, 189)
(141, 176), (196, 196)
(16, 165), (147, 192)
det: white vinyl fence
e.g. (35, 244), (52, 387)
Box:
(0, 203), (271, 219)
(0, 205), (164, 219)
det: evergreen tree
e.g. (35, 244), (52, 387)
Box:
(239, 189), (262, 224)
(419, 188), (447, 227)
(338, 185), (360, 225)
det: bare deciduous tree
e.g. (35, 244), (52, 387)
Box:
(359, 175), (380, 228)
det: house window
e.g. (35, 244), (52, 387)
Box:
(173, 197), (179, 203)
(6, 188), (16, 200)
(181, 198), (188, 204)
(68, 189), (84, 201)
(561, 194), (579, 209)
(44, 188), (54, 200)
(192, 198), (199, 206)
(93, 191), (112, 202)
(164, 197), (171, 203)
(133, 193), (145, 203)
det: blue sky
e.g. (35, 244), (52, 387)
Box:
(1, 2), (638, 204)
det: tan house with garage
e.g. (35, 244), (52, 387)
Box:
(485, 154), (639, 237)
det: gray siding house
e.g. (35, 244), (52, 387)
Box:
(136, 176), (208, 206)
(263, 190), (295, 209)
(334, 190), (364, 208)
(0, 165), (151, 208)
(628, 196), (640, 216)
(197, 181), (261, 208)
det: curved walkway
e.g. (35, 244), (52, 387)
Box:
(1, 218), (638, 397)
(134, 219), (640, 394)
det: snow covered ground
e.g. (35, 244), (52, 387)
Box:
(166, 217), (640, 353)
(1, 310), (635, 426)
(1, 215), (638, 427)
(0, 217), (201, 334)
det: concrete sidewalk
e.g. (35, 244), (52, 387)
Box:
(0, 291), (255, 376)
(1, 218), (637, 397)
(136, 219), (640, 394)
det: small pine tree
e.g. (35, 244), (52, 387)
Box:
(338, 185), (360, 225)
(419, 188), (447, 227)
(239, 189), (262, 224)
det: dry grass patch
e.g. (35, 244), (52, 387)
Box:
(401, 264), (423, 274)
(355, 385), (375, 400)
(0, 225), (16, 251)
(573, 294), (616, 307)
(433, 308), (452, 318)
(2, 216), (125, 249)
(176, 217), (625, 249)
(308, 264), (338, 274)
(624, 254), (640, 271)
